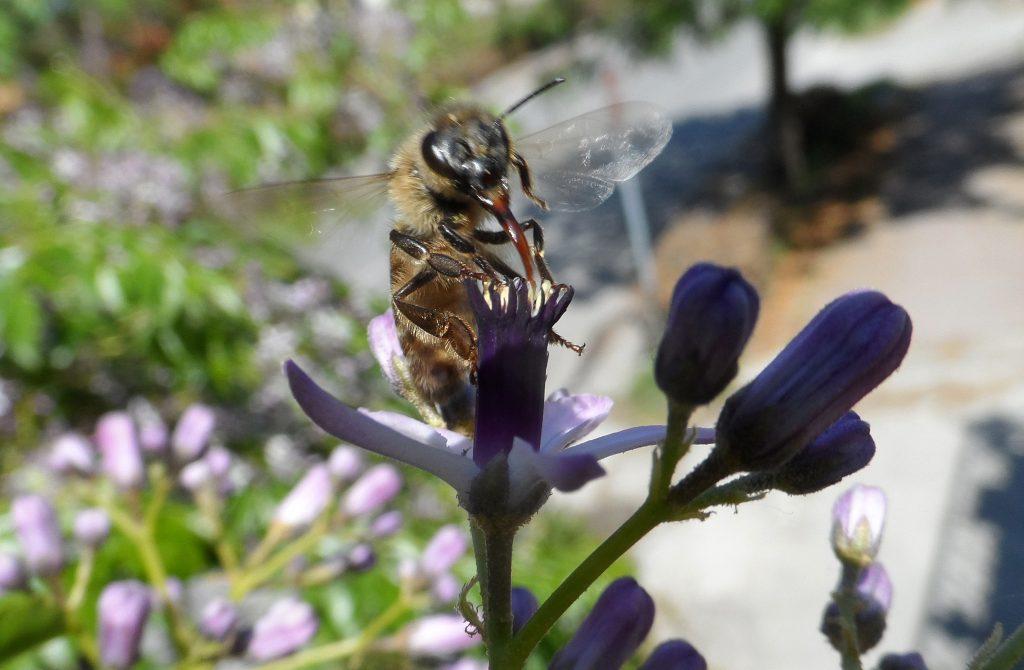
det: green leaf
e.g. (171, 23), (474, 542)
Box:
(0, 594), (65, 663)
(0, 285), (44, 370)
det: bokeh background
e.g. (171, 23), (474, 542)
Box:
(1, 0), (1023, 668)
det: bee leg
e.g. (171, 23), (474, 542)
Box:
(392, 298), (477, 366)
(511, 151), (548, 210)
(549, 329), (585, 356)
(390, 230), (490, 282)
(525, 219), (555, 283)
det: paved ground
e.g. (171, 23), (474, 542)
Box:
(474, 2), (1024, 668)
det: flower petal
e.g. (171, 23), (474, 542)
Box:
(368, 310), (404, 387)
(569, 425), (715, 461)
(540, 390), (613, 453)
(285, 361), (478, 492)
(510, 440), (605, 493)
(358, 410), (470, 453)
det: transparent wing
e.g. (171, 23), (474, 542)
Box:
(212, 173), (393, 245)
(514, 102), (672, 212)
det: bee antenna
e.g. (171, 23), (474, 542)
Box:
(499, 78), (566, 119)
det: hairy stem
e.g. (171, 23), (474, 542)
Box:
(978, 621), (1024, 670)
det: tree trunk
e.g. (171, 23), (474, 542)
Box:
(764, 12), (806, 195)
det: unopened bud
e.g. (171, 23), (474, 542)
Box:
(200, 598), (238, 641)
(172, 404), (215, 463)
(98, 580), (152, 669)
(49, 433), (95, 476)
(274, 464), (333, 528)
(831, 484), (887, 566)
(247, 599), (318, 661)
(96, 412), (144, 489)
(74, 508), (111, 548)
(12, 495), (63, 576)
(342, 464), (402, 517)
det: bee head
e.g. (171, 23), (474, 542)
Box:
(421, 108), (510, 195)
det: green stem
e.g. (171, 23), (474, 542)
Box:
(833, 563), (864, 670)
(232, 519), (328, 599)
(66, 549), (95, 612)
(979, 621), (1024, 670)
(650, 402), (693, 496)
(505, 499), (663, 668)
(253, 595), (413, 670)
(481, 525), (516, 669)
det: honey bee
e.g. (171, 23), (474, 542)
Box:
(226, 79), (672, 433)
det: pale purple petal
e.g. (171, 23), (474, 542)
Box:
(172, 404), (216, 463)
(570, 425), (715, 461)
(510, 440), (605, 493)
(358, 409), (453, 451)
(96, 412), (144, 489)
(342, 464), (402, 517)
(49, 433), (95, 475)
(432, 573), (461, 603)
(539, 390), (613, 453)
(368, 310), (404, 386)
(12, 495), (64, 576)
(98, 581), (152, 669)
(420, 525), (468, 577)
(327, 445), (363, 481)
(247, 599), (318, 661)
(286, 361), (478, 492)
(405, 614), (480, 657)
(274, 464), (333, 527)
(74, 509), (111, 548)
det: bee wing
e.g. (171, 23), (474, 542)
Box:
(513, 102), (672, 212)
(213, 173), (394, 246)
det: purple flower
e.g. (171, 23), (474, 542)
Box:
(404, 614), (480, 657)
(134, 403), (168, 453)
(716, 291), (911, 472)
(774, 412), (875, 495)
(12, 495), (63, 576)
(511, 587), (538, 634)
(0, 553), (26, 593)
(420, 525), (467, 578)
(286, 283), (714, 514)
(369, 510), (404, 538)
(432, 573), (462, 603)
(96, 412), (144, 489)
(204, 445), (232, 479)
(346, 543), (377, 572)
(342, 464), (402, 517)
(368, 309), (405, 390)
(831, 484), (887, 565)
(822, 562), (893, 653)
(550, 577), (655, 670)
(98, 580), (152, 669)
(655, 263), (759, 406)
(247, 598), (319, 661)
(328, 445), (363, 482)
(639, 640), (707, 670)
(171, 404), (216, 463)
(273, 464), (333, 527)
(74, 509), (111, 548)
(48, 433), (95, 475)
(879, 652), (928, 670)
(199, 598), (238, 640)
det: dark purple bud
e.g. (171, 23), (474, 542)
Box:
(98, 580), (152, 669)
(639, 639), (707, 670)
(48, 433), (95, 476)
(172, 404), (216, 463)
(511, 587), (538, 635)
(655, 263), (759, 406)
(74, 508), (111, 548)
(821, 563), (893, 654)
(96, 412), (144, 489)
(369, 510), (404, 538)
(346, 543), (377, 572)
(247, 599), (318, 661)
(774, 412), (875, 495)
(0, 553), (26, 593)
(420, 525), (467, 578)
(550, 577), (655, 670)
(879, 652), (928, 670)
(200, 598), (238, 641)
(12, 495), (63, 576)
(716, 290), (911, 471)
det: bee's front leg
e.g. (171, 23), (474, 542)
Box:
(390, 230), (490, 282)
(511, 151), (548, 210)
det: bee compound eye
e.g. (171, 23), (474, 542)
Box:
(421, 131), (460, 180)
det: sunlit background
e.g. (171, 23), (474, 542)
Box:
(1, 0), (1023, 668)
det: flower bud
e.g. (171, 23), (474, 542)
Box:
(172, 404), (216, 463)
(639, 639), (707, 670)
(368, 310), (404, 388)
(879, 652), (928, 670)
(342, 464), (402, 517)
(12, 495), (63, 576)
(204, 446), (232, 479)
(511, 587), (538, 635)
(134, 402), (168, 453)
(179, 460), (213, 492)
(716, 291), (911, 472)
(200, 598), (238, 641)
(369, 510), (404, 538)
(821, 563), (892, 654)
(247, 599), (319, 661)
(774, 412), (875, 495)
(74, 508), (111, 548)
(96, 412), (144, 489)
(98, 580), (152, 669)
(328, 445), (363, 482)
(0, 553), (26, 593)
(432, 573), (461, 603)
(273, 464), (333, 528)
(420, 525), (467, 578)
(655, 263), (759, 406)
(404, 614), (479, 657)
(831, 484), (886, 565)
(49, 433), (95, 476)
(346, 543), (377, 572)
(550, 577), (655, 670)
